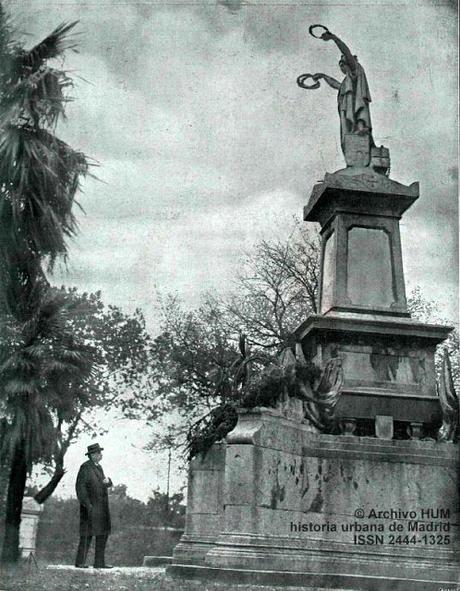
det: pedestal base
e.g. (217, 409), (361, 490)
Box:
(170, 410), (460, 589)
(168, 564), (458, 591)
(294, 314), (451, 427)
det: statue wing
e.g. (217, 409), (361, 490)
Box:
(279, 346), (297, 368)
(437, 349), (459, 441)
(295, 342), (308, 364)
(315, 357), (344, 422)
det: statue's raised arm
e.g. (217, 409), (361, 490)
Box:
(320, 30), (358, 75)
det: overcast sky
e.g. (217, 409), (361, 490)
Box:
(14, 0), (458, 500)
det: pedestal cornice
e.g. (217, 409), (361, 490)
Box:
(294, 314), (453, 345)
(304, 170), (419, 226)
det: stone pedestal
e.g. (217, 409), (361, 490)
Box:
(19, 496), (43, 559)
(295, 314), (450, 427)
(299, 170), (453, 432)
(304, 170), (418, 317)
(169, 409), (460, 590)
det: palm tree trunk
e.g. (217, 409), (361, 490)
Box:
(0, 420), (10, 523)
(0, 440), (27, 564)
(0, 456), (9, 526)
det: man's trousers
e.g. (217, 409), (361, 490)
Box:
(75, 534), (109, 567)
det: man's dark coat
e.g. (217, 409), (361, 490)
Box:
(76, 460), (112, 536)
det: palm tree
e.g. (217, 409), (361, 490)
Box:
(0, 5), (90, 562)
(0, 292), (96, 562)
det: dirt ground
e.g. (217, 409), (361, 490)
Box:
(0, 564), (338, 591)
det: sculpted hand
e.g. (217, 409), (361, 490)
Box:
(312, 73), (323, 81)
(321, 31), (333, 41)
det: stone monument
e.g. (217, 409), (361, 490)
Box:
(168, 25), (459, 590)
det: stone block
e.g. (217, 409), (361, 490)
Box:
(188, 470), (222, 514)
(343, 134), (370, 167)
(224, 445), (257, 505)
(173, 443), (226, 565)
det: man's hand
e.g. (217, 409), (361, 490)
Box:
(103, 477), (113, 487)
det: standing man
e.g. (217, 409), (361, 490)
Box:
(75, 443), (113, 568)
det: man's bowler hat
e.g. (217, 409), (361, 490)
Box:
(86, 443), (104, 456)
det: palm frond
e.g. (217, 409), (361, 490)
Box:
(0, 6), (21, 87)
(20, 22), (79, 71)
(1, 286), (96, 407)
(1, 66), (73, 129)
(0, 353), (33, 374)
(0, 124), (88, 260)
(4, 377), (40, 396)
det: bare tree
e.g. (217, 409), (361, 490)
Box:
(227, 220), (319, 349)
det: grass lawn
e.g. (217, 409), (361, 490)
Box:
(0, 565), (337, 591)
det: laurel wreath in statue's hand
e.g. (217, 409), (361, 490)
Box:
(296, 73), (320, 90)
(308, 24), (330, 39)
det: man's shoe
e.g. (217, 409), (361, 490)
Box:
(94, 565), (113, 569)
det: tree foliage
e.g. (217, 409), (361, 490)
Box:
(125, 223), (321, 454)
(52, 287), (151, 446)
(0, 285), (151, 485)
(0, 290), (95, 469)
